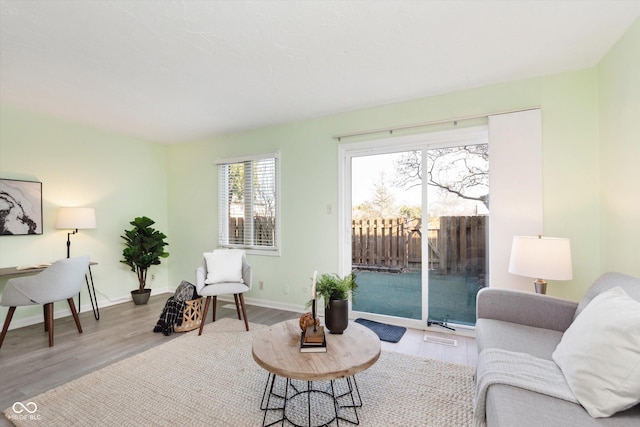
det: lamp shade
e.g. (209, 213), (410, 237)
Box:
(56, 207), (96, 230)
(508, 235), (572, 281)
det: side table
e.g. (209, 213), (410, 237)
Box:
(252, 319), (381, 426)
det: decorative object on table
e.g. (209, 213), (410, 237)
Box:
(298, 312), (319, 331)
(310, 271), (357, 334)
(0, 256), (90, 348)
(121, 216), (169, 305)
(0, 178), (43, 235)
(354, 318), (406, 343)
(508, 235), (572, 294)
(56, 207), (96, 257)
(301, 271), (326, 352)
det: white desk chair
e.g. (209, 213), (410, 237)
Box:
(196, 250), (252, 334)
(0, 256), (90, 348)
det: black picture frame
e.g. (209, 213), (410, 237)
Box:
(0, 178), (43, 235)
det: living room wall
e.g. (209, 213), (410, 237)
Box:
(167, 66), (602, 307)
(598, 19), (640, 277)
(0, 107), (171, 327)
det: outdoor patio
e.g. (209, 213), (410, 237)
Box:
(352, 270), (484, 326)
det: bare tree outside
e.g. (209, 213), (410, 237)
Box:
(394, 145), (489, 211)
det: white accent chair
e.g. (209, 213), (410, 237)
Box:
(196, 250), (252, 334)
(0, 256), (90, 348)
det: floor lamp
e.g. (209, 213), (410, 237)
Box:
(508, 235), (572, 294)
(56, 207), (96, 258)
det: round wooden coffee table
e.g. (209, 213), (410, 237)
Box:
(252, 319), (381, 427)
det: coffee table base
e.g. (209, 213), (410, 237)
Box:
(260, 373), (363, 427)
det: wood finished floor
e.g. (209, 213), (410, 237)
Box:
(0, 293), (476, 425)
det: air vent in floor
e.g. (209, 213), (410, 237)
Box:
(424, 335), (458, 346)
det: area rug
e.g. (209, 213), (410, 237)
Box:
(3, 318), (475, 426)
(355, 318), (407, 343)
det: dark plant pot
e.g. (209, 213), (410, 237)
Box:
(131, 289), (152, 305)
(324, 299), (349, 334)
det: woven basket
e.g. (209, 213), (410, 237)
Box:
(174, 297), (203, 332)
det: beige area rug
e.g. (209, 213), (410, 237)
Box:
(3, 318), (475, 426)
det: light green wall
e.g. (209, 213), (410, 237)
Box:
(598, 19), (640, 277)
(167, 67), (602, 304)
(0, 107), (170, 325)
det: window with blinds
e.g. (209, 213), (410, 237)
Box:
(218, 153), (279, 252)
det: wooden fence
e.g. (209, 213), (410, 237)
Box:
(352, 216), (487, 275)
(228, 216), (276, 246)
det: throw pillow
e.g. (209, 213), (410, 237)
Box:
(552, 287), (640, 418)
(203, 250), (244, 285)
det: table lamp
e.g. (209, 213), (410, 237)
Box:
(56, 207), (96, 258)
(508, 235), (572, 294)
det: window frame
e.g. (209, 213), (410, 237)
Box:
(216, 151), (281, 256)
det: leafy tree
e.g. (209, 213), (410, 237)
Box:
(354, 172), (397, 218)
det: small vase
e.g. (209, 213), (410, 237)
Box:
(324, 299), (349, 334)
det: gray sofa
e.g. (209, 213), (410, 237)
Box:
(475, 272), (640, 426)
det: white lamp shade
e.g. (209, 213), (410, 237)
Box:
(56, 207), (96, 230)
(508, 236), (572, 280)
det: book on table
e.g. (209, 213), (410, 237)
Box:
(300, 326), (327, 353)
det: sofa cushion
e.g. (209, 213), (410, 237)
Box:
(553, 287), (640, 418)
(486, 384), (640, 427)
(476, 318), (563, 361)
(574, 272), (640, 320)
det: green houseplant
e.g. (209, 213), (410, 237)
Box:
(121, 216), (169, 305)
(310, 272), (358, 334)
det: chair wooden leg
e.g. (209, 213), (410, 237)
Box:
(67, 298), (83, 334)
(239, 293), (249, 331)
(233, 294), (242, 320)
(45, 303), (54, 347)
(211, 296), (217, 322)
(43, 305), (48, 331)
(0, 306), (16, 348)
(199, 296), (211, 336)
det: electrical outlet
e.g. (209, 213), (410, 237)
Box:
(151, 274), (155, 280)
(283, 284), (289, 294)
(259, 280), (264, 290)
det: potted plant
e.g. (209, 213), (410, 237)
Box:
(310, 272), (358, 334)
(121, 216), (169, 305)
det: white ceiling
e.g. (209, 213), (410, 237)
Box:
(1, 1), (639, 144)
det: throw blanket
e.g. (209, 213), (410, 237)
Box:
(153, 281), (197, 336)
(474, 348), (578, 427)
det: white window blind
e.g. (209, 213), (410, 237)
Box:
(218, 154), (279, 252)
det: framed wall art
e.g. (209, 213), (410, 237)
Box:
(0, 178), (43, 235)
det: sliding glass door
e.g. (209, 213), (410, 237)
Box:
(350, 152), (423, 320)
(341, 127), (489, 327)
(424, 144), (489, 326)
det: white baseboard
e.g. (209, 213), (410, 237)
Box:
(215, 295), (307, 314)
